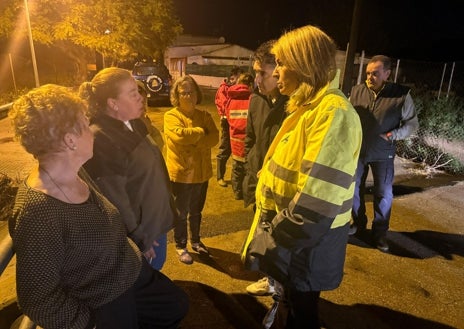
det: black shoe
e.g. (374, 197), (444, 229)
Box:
(374, 236), (389, 253)
(348, 224), (365, 236)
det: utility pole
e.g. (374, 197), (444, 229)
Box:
(24, 0), (40, 87)
(341, 0), (363, 96)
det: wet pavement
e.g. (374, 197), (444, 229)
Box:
(1, 103), (464, 329)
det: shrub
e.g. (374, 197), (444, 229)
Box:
(398, 94), (464, 174)
(0, 174), (18, 222)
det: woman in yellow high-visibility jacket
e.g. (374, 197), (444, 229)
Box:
(242, 25), (362, 329)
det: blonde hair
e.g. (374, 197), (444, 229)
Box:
(9, 84), (87, 157)
(79, 67), (133, 118)
(272, 25), (337, 106)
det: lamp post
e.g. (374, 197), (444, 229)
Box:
(102, 29), (111, 68)
(24, 0), (40, 87)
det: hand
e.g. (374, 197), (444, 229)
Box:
(143, 240), (159, 263)
(380, 132), (393, 141)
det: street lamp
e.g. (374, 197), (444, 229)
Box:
(102, 29), (111, 68)
(24, 0), (40, 87)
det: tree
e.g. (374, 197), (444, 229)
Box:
(0, 0), (183, 83)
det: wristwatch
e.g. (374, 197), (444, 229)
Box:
(386, 132), (393, 141)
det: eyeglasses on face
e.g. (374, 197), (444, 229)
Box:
(179, 91), (196, 97)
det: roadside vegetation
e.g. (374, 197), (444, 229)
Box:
(1, 88), (464, 223)
(0, 0), (182, 87)
(0, 174), (17, 222)
(397, 93), (464, 175)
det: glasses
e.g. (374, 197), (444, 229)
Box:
(179, 91), (196, 97)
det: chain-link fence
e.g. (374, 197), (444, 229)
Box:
(2, 55), (463, 175)
(396, 60), (464, 175)
(392, 59), (463, 98)
(396, 94), (464, 175)
(352, 58), (464, 175)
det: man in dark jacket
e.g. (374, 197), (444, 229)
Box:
(349, 55), (419, 252)
(243, 40), (288, 209)
(243, 40), (288, 296)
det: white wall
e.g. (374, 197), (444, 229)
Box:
(189, 74), (225, 88)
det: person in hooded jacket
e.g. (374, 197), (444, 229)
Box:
(242, 25), (362, 329)
(215, 66), (243, 187)
(225, 72), (255, 200)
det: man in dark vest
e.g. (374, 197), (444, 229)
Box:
(349, 55), (419, 252)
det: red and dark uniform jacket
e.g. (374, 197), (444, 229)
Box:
(225, 83), (252, 161)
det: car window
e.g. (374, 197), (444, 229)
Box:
(134, 66), (156, 76)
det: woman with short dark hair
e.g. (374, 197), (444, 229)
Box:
(164, 75), (219, 264)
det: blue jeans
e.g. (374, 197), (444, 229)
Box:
(351, 158), (394, 237)
(172, 181), (208, 249)
(148, 234), (167, 271)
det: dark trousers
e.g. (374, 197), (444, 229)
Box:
(231, 159), (246, 196)
(351, 157), (395, 237)
(273, 288), (321, 329)
(216, 118), (231, 180)
(93, 259), (189, 329)
(172, 181), (208, 249)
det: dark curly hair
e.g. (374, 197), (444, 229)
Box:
(253, 39), (277, 66)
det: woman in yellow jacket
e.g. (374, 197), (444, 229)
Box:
(164, 75), (219, 264)
(242, 25), (362, 329)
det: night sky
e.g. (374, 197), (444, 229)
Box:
(172, 0), (464, 62)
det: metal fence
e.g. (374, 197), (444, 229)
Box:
(352, 57), (464, 175)
(393, 60), (464, 174)
(396, 95), (464, 175)
(393, 59), (463, 98)
(2, 58), (464, 175)
(0, 234), (37, 329)
(353, 56), (463, 98)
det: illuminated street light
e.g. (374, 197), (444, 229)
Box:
(102, 29), (111, 68)
(24, 0), (40, 87)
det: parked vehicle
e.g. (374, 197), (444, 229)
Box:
(132, 60), (172, 105)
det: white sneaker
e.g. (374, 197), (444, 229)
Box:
(246, 277), (275, 296)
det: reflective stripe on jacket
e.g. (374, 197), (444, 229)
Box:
(225, 83), (251, 160)
(242, 82), (362, 291)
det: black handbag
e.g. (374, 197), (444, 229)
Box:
(246, 219), (291, 286)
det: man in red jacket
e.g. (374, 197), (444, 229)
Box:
(225, 73), (254, 200)
(215, 66), (243, 187)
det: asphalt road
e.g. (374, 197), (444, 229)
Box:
(1, 94), (464, 329)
